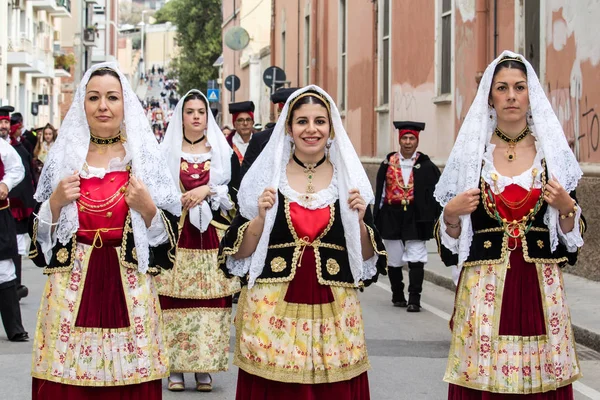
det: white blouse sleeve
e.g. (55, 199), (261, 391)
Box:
(555, 205), (584, 253)
(35, 200), (58, 264)
(438, 214), (460, 255)
(147, 208), (169, 247)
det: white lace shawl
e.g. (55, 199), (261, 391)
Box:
(434, 50), (583, 266)
(33, 62), (182, 273)
(231, 85), (376, 288)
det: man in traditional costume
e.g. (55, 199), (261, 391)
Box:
(0, 106), (28, 342)
(241, 87), (299, 177)
(374, 121), (441, 312)
(226, 101), (255, 165)
(7, 111), (36, 300)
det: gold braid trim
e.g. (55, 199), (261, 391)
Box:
(43, 234), (77, 275)
(364, 224), (387, 257)
(218, 220), (251, 267)
(28, 216), (40, 259)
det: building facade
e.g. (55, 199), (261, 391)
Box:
(1, 0), (72, 128)
(219, 0), (272, 127)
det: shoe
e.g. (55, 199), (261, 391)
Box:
(195, 374), (212, 392)
(9, 332), (29, 342)
(392, 299), (408, 307)
(406, 304), (421, 312)
(167, 378), (185, 392)
(17, 285), (29, 300)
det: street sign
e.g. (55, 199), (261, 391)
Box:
(224, 75), (240, 92)
(263, 66), (286, 91)
(207, 89), (220, 102)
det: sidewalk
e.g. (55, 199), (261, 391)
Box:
(423, 241), (600, 353)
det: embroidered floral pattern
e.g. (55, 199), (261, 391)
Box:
(444, 260), (580, 393)
(31, 243), (169, 386)
(162, 307), (232, 372)
(155, 247), (240, 299)
(56, 248), (69, 263)
(234, 283), (370, 384)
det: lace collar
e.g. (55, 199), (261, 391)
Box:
(279, 163), (339, 209)
(181, 148), (212, 164)
(482, 140), (544, 194)
(81, 142), (133, 179)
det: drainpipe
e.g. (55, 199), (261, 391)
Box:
(475, 0), (488, 84)
(310, 0), (317, 85)
(371, 0), (378, 156)
(296, 0), (300, 85)
(270, 0), (276, 122)
(493, 0), (498, 57)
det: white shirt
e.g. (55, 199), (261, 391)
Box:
(0, 138), (25, 192)
(232, 132), (251, 157)
(399, 152), (417, 184)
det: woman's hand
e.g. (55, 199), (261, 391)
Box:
(444, 188), (481, 222)
(181, 185), (212, 211)
(544, 177), (575, 214)
(125, 176), (156, 225)
(258, 188), (277, 220)
(49, 171), (81, 211)
(348, 188), (368, 221)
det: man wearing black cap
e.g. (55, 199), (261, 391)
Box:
(374, 121), (441, 312)
(240, 88), (298, 177)
(227, 101), (255, 165)
(0, 105), (29, 341)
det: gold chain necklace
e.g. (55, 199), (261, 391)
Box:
(494, 125), (530, 162)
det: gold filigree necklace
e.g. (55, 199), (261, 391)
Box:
(292, 153), (327, 196)
(494, 125), (530, 162)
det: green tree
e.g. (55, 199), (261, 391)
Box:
(156, 0), (221, 94)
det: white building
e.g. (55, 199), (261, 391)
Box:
(1, 0), (72, 128)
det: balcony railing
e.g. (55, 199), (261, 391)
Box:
(56, 0), (71, 13)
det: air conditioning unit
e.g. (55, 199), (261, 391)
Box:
(12, 0), (26, 11)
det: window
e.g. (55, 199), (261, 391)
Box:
(304, 15), (310, 85)
(281, 30), (286, 71)
(440, 0), (452, 94)
(339, 0), (347, 111)
(524, 0), (540, 75)
(379, 0), (390, 105)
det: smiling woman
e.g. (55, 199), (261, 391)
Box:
(218, 86), (388, 400)
(29, 63), (181, 400)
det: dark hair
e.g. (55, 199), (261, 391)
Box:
(182, 92), (208, 114)
(492, 58), (527, 79)
(10, 112), (23, 124)
(89, 68), (121, 81)
(287, 91), (330, 130)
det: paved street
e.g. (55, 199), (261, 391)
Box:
(2, 254), (600, 400)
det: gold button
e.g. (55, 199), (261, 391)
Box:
(106, 212), (113, 218)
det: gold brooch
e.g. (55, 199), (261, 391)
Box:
(537, 240), (544, 249)
(180, 161), (189, 172)
(56, 248), (69, 264)
(326, 259), (341, 275)
(271, 256), (286, 273)
(204, 160), (211, 171)
(484, 241), (492, 249)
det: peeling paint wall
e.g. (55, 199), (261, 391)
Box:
(545, 2), (600, 162)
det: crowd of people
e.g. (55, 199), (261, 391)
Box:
(0, 50), (586, 400)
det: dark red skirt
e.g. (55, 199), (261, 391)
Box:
(449, 249), (573, 399)
(32, 240), (162, 399)
(236, 369), (370, 400)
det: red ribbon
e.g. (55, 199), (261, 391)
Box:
(398, 129), (419, 139)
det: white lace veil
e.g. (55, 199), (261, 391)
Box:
(34, 62), (182, 273)
(161, 89), (232, 190)
(434, 50), (583, 265)
(233, 85), (375, 288)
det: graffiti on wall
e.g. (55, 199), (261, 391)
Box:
(547, 79), (599, 162)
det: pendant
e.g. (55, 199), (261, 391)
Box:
(507, 144), (516, 161)
(181, 161), (189, 172)
(401, 199), (408, 211)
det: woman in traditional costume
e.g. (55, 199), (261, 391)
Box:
(157, 90), (240, 392)
(29, 63), (181, 399)
(434, 51), (585, 399)
(218, 86), (387, 399)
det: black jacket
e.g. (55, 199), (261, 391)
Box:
(240, 127), (273, 178)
